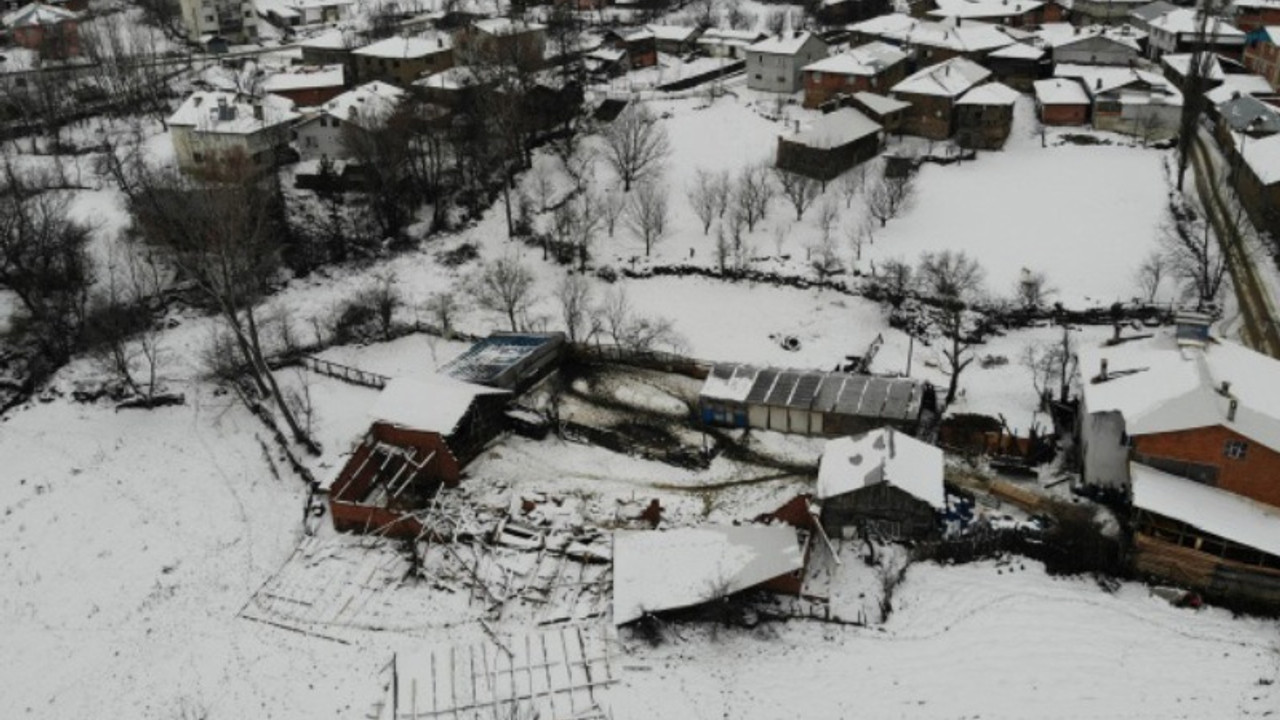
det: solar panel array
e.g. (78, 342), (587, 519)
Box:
(703, 363), (924, 421)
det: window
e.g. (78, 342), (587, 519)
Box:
(192, 151), (205, 164)
(754, 73), (762, 80)
(204, 13), (214, 22)
(245, 9), (252, 16)
(812, 71), (822, 82)
(1225, 439), (1248, 460)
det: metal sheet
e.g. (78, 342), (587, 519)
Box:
(882, 379), (916, 420)
(814, 374), (846, 413)
(789, 372), (823, 409)
(857, 377), (892, 417)
(765, 372), (801, 406)
(834, 376), (869, 415)
(710, 363), (735, 380)
(745, 368), (779, 405)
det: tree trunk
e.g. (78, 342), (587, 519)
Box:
(245, 303), (319, 454)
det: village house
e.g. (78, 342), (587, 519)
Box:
(256, 0), (352, 29)
(1243, 26), (1280, 89)
(2, 2), (78, 58)
(441, 332), (566, 391)
(1232, 0), (1280, 32)
(927, 0), (1066, 27)
(645, 23), (701, 55)
(954, 80), (1019, 149)
(1128, 0), (1177, 34)
(167, 91), (299, 175)
(1042, 25), (1145, 66)
(696, 28), (767, 59)
(412, 65), (483, 107)
(815, 428), (945, 540)
(745, 25), (831, 93)
(1213, 91), (1280, 147)
(1229, 129), (1280, 236)
(847, 13), (1015, 66)
(326, 375), (510, 537)
(1070, 0), (1152, 26)
(583, 45), (627, 78)
(261, 64), (346, 107)
(603, 27), (657, 68)
(698, 363), (934, 437)
(298, 28), (355, 70)
(775, 107), (883, 181)
(850, 90), (912, 133)
(1034, 76), (1091, 124)
(1145, 8), (1246, 60)
(801, 41), (908, 108)
(179, 0), (257, 45)
(353, 32), (454, 86)
(891, 55), (993, 140)
(464, 17), (547, 68)
(1055, 63), (1182, 138)
(291, 80), (403, 161)
(1160, 51), (1227, 89)
(1205, 72), (1276, 108)
(983, 41), (1049, 91)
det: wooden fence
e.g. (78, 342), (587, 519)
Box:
(569, 343), (712, 380)
(297, 355), (389, 389)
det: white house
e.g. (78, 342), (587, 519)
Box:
(1055, 62), (1182, 137)
(1145, 8), (1245, 58)
(292, 80), (404, 161)
(745, 21), (830, 93)
(167, 91), (300, 174)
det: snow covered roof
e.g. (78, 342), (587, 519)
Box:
(612, 525), (804, 625)
(645, 24), (699, 42)
(1234, 130), (1280, 185)
(622, 27), (654, 41)
(1079, 330), (1280, 453)
(1148, 8), (1245, 40)
(892, 56), (991, 97)
(1161, 52), (1226, 81)
(701, 364), (928, 422)
(849, 13), (1015, 53)
(957, 80), (1019, 105)
(1038, 22), (1146, 50)
(2, 2), (75, 26)
(802, 41), (906, 75)
(368, 375), (508, 436)
(354, 33), (452, 58)
(1055, 63), (1181, 100)
(317, 80), (404, 127)
(167, 92), (300, 134)
(473, 17), (545, 36)
(1131, 462), (1280, 558)
(816, 428), (945, 508)
(297, 28), (351, 49)
(414, 65), (479, 89)
(789, 108), (883, 149)
(1129, 0), (1176, 22)
(1232, 0), (1280, 9)
(586, 46), (627, 63)
(928, 0), (1045, 21)
(1206, 74), (1275, 106)
(261, 64), (345, 94)
(989, 41), (1046, 60)
(749, 30), (826, 56)
(854, 90), (912, 114)
(697, 28), (765, 47)
(1034, 77), (1090, 105)
(701, 363), (760, 403)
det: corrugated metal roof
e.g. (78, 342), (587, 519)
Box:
(745, 368), (779, 404)
(702, 363), (925, 421)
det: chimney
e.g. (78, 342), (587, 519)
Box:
(253, 101), (264, 121)
(1112, 324), (1121, 342)
(1220, 380), (1231, 395)
(1100, 358), (1109, 380)
(1175, 310), (1212, 348)
(1228, 398), (1238, 422)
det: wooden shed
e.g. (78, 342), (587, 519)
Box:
(815, 428), (945, 540)
(699, 363), (934, 436)
(775, 107), (883, 182)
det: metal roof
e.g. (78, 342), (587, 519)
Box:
(701, 363), (926, 421)
(442, 333), (562, 385)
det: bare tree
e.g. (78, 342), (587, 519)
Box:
(471, 251), (538, 331)
(556, 273), (595, 343)
(1160, 195), (1228, 309)
(734, 163), (774, 231)
(1175, 0), (1228, 191)
(627, 181), (669, 256)
(88, 245), (167, 401)
(1014, 268), (1053, 308)
(601, 190), (626, 237)
(1135, 249), (1168, 304)
(601, 286), (685, 352)
(816, 196), (840, 243)
(865, 174), (916, 227)
(424, 290), (460, 338)
(715, 223), (731, 272)
(775, 169), (822, 220)
(838, 165), (868, 209)
(569, 190), (604, 271)
(918, 250), (987, 406)
(875, 257), (915, 307)
(1021, 342), (1066, 411)
(710, 169), (733, 219)
(810, 231), (843, 281)
(689, 168), (718, 234)
(602, 103), (671, 192)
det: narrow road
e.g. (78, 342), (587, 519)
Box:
(1190, 132), (1280, 358)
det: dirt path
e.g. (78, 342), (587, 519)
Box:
(1191, 133), (1280, 358)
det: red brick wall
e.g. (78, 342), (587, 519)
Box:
(1237, 9), (1280, 33)
(272, 84), (345, 108)
(897, 92), (955, 139)
(1134, 425), (1280, 508)
(371, 422), (461, 485)
(802, 64), (904, 109)
(1041, 103), (1088, 126)
(14, 20), (79, 57)
(1244, 41), (1280, 90)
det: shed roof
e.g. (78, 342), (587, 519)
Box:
(368, 375), (508, 435)
(816, 428), (945, 508)
(1131, 462), (1280, 558)
(749, 30), (827, 55)
(928, 0), (1045, 20)
(892, 56), (991, 97)
(645, 23), (699, 42)
(853, 90), (912, 114)
(1206, 74), (1275, 106)
(957, 80), (1019, 105)
(441, 332), (564, 387)
(788, 107), (882, 148)
(612, 525), (804, 625)
(1034, 77), (1090, 105)
(703, 363), (926, 421)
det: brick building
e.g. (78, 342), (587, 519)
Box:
(847, 13), (1015, 66)
(954, 81), (1018, 149)
(927, 0), (1066, 27)
(1244, 26), (1280, 89)
(1232, 0), (1280, 33)
(890, 56), (992, 140)
(1033, 77), (1091, 125)
(353, 32), (454, 86)
(262, 64), (346, 107)
(800, 41), (907, 108)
